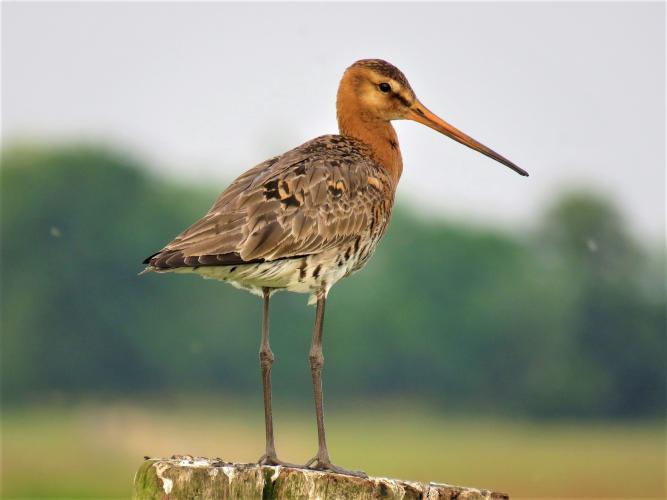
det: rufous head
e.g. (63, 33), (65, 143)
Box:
(337, 59), (528, 176)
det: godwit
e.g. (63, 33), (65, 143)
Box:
(142, 59), (527, 476)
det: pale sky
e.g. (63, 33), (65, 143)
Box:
(2, 2), (665, 242)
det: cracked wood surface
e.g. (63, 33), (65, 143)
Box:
(133, 456), (509, 499)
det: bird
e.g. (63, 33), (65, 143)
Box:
(141, 59), (527, 477)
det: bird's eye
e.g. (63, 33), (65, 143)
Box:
(378, 83), (391, 93)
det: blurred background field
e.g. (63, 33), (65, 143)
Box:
(2, 399), (664, 499)
(2, 2), (665, 499)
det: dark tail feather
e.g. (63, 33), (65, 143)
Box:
(143, 252), (160, 265)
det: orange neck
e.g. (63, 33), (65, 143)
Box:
(336, 78), (403, 185)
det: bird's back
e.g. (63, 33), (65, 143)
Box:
(143, 135), (397, 298)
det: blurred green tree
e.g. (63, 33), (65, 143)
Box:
(1, 144), (663, 418)
(531, 193), (665, 416)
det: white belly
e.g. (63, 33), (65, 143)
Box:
(170, 250), (360, 303)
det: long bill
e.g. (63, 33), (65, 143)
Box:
(406, 101), (528, 177)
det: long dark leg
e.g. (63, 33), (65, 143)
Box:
(304, 291), (366, 477)
(257, 288), (294, 467)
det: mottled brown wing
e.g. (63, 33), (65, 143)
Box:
(146, 135), (391, 269)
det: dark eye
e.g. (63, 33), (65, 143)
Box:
(378, 82), (391, 93)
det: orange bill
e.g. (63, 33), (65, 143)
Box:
(406, 100), (528, 177)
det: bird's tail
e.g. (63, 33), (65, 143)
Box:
(137, 266), (154, 276)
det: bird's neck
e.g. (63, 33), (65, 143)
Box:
(336, 105), (403, 185)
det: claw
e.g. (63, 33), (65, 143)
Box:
(257, 454), (299, 468)
(304, 457), (367, 478)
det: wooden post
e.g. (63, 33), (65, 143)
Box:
(133, 456), (509, 499)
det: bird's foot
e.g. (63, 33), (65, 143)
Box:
(304, 456), (367, 478)
(257, 453), (299, 468)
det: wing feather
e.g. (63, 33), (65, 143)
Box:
(146, 135), (393, 269)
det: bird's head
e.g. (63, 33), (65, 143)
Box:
(337, 59), (528, 177)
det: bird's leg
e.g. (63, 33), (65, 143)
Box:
(257, 288), (295, 468)
(304, 291), (367, 478)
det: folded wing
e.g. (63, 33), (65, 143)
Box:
(145, 135), (390, 269)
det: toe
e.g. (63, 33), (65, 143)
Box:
(258, 455), (299, 468)
(306, 459), (367, 478)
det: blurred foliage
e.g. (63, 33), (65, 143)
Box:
(1, 143), (664, 418)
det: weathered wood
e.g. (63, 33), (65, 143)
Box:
(133, 456), (508, 499)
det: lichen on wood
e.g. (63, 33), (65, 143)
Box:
(133, 456), (508, 499)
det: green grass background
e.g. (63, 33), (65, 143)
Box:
(2, 399), (664, 499)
